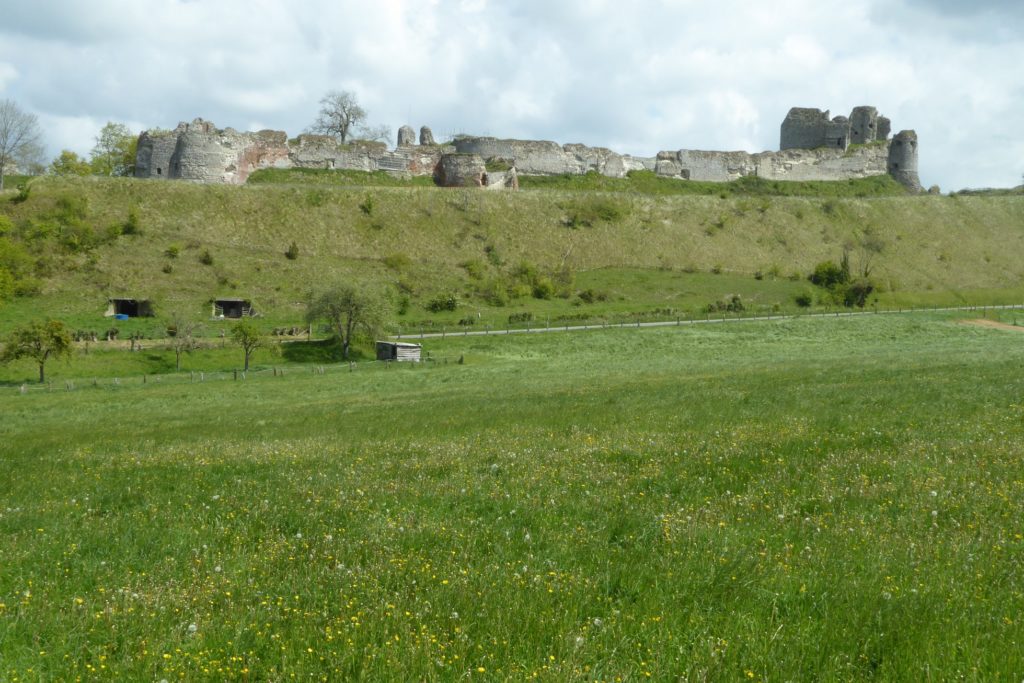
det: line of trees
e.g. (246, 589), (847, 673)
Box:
(48, 122), (138, 178)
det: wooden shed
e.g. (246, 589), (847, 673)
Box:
(212, 298), (254, 319)
(376, 341), (422, 362)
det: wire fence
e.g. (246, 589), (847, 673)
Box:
(7, 303), (1023, 395)
(394, 302), (1024, 340)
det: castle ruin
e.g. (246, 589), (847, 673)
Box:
(134, 105), (920, 191)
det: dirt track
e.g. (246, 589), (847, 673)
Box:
(960, 318), (1024, 333)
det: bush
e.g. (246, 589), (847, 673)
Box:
(460, 258), (486, 280)
(285, 241), (300, 260)
(199, 250), (214, 265)
(359, 195), (374, 216)
(841, 279), (875, 308)
(705, 294), (745, 314)
(122, 208), (141, 235)
(165, 244), (180, 259)
(795, 292), (813, 307)
(532, 277), (555, 300)
(426, 293), (458, 313)
(577, 288), (607, 304)
(564, 197), (626, 228)
(508, 312), (534, 324)
(479, 279), (509, 307)
(809, 260), (848, 289)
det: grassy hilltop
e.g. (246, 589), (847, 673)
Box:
(0, 172), (1022, 338)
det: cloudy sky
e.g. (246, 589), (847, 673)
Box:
(1, 0), (1021, 190)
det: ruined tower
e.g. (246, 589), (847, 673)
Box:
(887, 130), (922, 193)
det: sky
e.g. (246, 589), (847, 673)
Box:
(0, 0), (1021, 190)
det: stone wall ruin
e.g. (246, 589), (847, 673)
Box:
(135, 105), (920, 191)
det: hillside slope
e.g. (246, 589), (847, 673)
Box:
(1, 176), (1022, 332)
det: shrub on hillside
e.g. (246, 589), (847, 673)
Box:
(122, 208), (141, 235)
(705, 294), (745, 314)
(508, 312), (533, 324)
(532, 277), (555, 300)
(577, 288), (608, 304)
(199, 249), (214, 265)
(426, 293), (458, 313)
(285, 241), (300, 260)
(842, 278), (875, 308)
(809, 260), (849, 289)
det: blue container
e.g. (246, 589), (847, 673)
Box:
(114, 313), (129, 321)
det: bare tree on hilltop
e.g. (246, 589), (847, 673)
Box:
(307, 90), (389, 144)
(0, 99), (45, 190)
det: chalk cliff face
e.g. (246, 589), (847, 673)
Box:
(135, 106), (920, 191)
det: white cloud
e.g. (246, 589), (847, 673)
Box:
(0, 62), (18, 92)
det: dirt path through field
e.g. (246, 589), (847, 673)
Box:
(960, 318), (1024, 333)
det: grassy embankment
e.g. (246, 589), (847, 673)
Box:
(0, 173), (1022, 344)
(1, 312), (1023, 679)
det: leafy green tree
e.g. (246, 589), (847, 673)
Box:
(231, 319), (262, 371)
(306, 283), (389, 360)
(1, 319), (73, 383)
(49, 150), (92, 176)
(90, 122), (137, 176)
(0, 98), (45, 190)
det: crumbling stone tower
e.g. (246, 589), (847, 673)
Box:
(887, 130), (922, 192)
(780, 105), (921, 192)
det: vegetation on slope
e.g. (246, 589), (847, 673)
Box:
(0, 175), (1022, 341)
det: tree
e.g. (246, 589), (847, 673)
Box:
(231, 319), (262, 371)
(49, 150), (92, 176)
(1, 319), (72, 383)
(166, 315), (201, 371)
(0, 99), (45, 191)
(307, 90), (367, 144)
(90, 122), (137, 176)
(306, 284), (389, 360)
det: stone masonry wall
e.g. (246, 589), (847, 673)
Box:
(135, 106), (919, 190)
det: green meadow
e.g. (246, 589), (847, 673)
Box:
(2, 311), (1023, 680)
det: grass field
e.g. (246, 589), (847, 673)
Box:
(2, 311), (1023, 680)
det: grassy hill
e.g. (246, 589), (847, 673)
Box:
(1, 174), (1022, 337)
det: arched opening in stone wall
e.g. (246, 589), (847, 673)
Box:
(157, 168), (162, 175)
